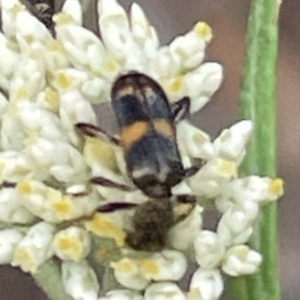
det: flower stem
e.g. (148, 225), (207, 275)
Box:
(227, 0), (282, 299)
(34, 260), (73, 300)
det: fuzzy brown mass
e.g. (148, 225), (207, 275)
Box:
(125, 198), (174, 251)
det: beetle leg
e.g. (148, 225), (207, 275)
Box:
(90, 176), (133, 192)
(75, 122), (121, 145)
(171, 97), (190, 123)
(183, 165), (200, 178)
(97, 202), (138, 212)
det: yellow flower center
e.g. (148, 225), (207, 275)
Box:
(58, 237), (82, 261)
(235, 245), (249, 261)
(17, 181), (33, 195)
(48, 40), (64, 52)
(14, 248), (32, 263)
(111, 258), (138, 274)
(53, 13), (75, 25)
(13, 248), (37, 273)
(167, 76), (185, 94)
(269, 178), (284, 196)
(140, 259), (160, 276)
(11, 3), (24, 16)
(102, 57), (120, 75)
(219, 160), (238, 178)
(52, 196), (73, 215)
(45, 87), (60, 112)
(85, 213), (125, 246)
(194, 22), (213, 42)
(55, 72), (72, 89)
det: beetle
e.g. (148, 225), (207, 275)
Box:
(77, 72), (197, 199)
(111, 72), (191, 198)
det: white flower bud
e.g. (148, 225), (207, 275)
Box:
(17, 180), (100, 223)
(12, 222), (55, 273)
(222, 245), (262, 276)
(185, 63), (223, 113)
(43, 40), (70, 77)
(16, 8), (49, 39)
(52, 68), (89, 93)
(0, 188), (34, 224)
(81, 77), (107, 103)
(188, 158), (237, 198)
(59, 89), (97, 145)
(214, 120), (253, 164)
(53, 226), (91, 262)
(162, 75), (187, 102)
(0, 91), (8, 118)
(62, 260), (100, 300)
(10, 57), (45, 99)
(15, 9), (52, 53)
(140, 250), (187, 281)
(111, 258), (150, 291)
(151, 47), (181, 79)
(169, 26), (205, 71)
(144, 282), (185, 300)
(99, 289), (143, 300)
(216, 176), (284, 214)
(168, 204), (203, 251)
(35, 87), (60, 113)
(130, 3), (159, 59)
(17, 101), (67, 142)
(56, 24), (106, 73)
(194, 231), (225, 269)
(0, 229), (24, 264)
(1, 114), (26, 151)
(98, 0), (135, 63)
(0, 33), (20, 91)
(217, 176), (284, 212)
(61, 0), (82, 25)
(0, 151), (33, 183)
(188, 268), (223, 300)
(26, 136), (89, 183)
(1, 0), (25, 39)
(193, 22), (213, 43)
(217, 200), (259, 247)
(177, 121), (214, 160)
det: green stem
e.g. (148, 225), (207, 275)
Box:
(227, 276), (248, 300)
(33, 260), (73, 300)
(227, 0), (282, 299)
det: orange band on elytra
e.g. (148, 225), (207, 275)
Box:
(121, 121), (150, 149)
(153, 119), (174, 138)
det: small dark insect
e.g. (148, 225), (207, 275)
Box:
(125, 198), (174, 251)
(95, 197), (196, 252)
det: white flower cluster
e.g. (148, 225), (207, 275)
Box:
(0, 0), (284, 300)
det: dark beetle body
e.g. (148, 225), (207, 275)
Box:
(111, 72), (185, 199)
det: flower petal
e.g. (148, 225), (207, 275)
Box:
(222, 245), (262, 276)
(62, 260), (100, 300)
(12, 222), (55, 273)
(145, 282), (185, 300)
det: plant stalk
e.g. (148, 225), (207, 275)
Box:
(227, 0), (282, 299)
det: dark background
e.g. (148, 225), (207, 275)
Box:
(0, 0), (299, 299)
